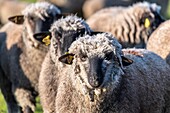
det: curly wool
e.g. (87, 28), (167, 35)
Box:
(69, 33), (122, 61)
(22, 2), (61, 20)
(50, 15), (91, 33)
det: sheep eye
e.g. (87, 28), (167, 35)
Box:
(80, 55), (87, 62)
(29, 16), (34, 21)
(105, 52), (113, 60)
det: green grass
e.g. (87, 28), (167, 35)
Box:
(0, 91), (43, 113)
(166, 0), (170, 19)
(0, 91), (7, 113)
(19, 0), (37, 3)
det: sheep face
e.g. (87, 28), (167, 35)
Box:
(138, 2), (164, 36)
(47, 15), (92, 61)
(8, 2), (61, 47)
(59, 33), (132, 102)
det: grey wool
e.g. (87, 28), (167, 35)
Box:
(147, 19), (170, 65)
(39, 33), (170, 113)
(87, 2), (164, 48)
(38, 15), (92, 113)
(0, 2), (61, 113)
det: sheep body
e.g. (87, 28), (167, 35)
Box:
(38, 15), (92, 113)
(147, 19), (170, 65)
(39, 33), (170, 113)
(0, 2), (61, 113)
(87, 2), (164, 48)
(83, 0), (168, 19)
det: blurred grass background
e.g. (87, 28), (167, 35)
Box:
(0, 0), (170, 112)
(0, 91), (42, 113)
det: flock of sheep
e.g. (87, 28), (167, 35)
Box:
(0, 0), (170, 113)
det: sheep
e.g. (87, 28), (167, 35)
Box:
(0, 0), (29, 26)
(86, 2), (164, 48)
(82, 0), (138, 19)
(0, 2), (63, 113)
(33, 14), (93, 113)
(147, 19), (170, 65)
(39, 32), (170, 113)
(83, 0), (168, 19)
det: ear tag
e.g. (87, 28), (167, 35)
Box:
(42, 35), (51, 46)
(65, 52), (74, 64)
(67, 55), (74, 64)
(144, 18), (150, 28)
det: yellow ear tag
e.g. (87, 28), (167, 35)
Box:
(42, 35), (51, 46)
(65, 52), (74, 64)
(144, 18), (150, 28)
(67, 55), (74, 64)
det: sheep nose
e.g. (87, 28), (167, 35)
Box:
(88, 73), (103, 88)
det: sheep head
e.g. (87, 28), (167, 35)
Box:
(8, 2), (62, 48)
(134, 2), (164, 37)
(59, 33), (133, 102)
(34, 15), (92, 62)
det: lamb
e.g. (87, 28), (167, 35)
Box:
(34, 15), (92, 113)
(86, 2), (164, 48)
(0, 2), (62, 113)
(39, 32), (170, 113)
(147, 19), (170, 65)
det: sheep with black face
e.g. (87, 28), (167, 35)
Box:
(87, 2), (165, 48)
(36, 15), (92, 113)
(40, 33), (170, 113)
(0, 2), (63, 113)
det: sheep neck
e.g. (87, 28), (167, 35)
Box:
(22, 26), (48, 52)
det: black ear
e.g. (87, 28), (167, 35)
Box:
(8, 15), (24, 24)
(90, 31), (104, 36)
(58, 53), (75, 65)
(33, 32), (52, 46)
(121, 56), (133, 66)
(56, 13), (72, 19)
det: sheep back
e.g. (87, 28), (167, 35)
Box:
(147, 20), (170, 65)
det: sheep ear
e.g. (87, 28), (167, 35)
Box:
(121, 56), (133, 66)
(90, 31), (104, 35)
(56, 13), (71, 19)
(8, 15), (24, 24)
(33, 32), (52, 46)
(58, 53), (75, 65)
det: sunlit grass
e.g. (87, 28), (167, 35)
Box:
(0, 91), (43, 113)
(0, 91), (7, 113)
(19, 0), (37, 3)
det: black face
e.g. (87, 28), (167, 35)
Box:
(59, 28), (87, 56)
(88, 56), (104, 88)
(33, 14), (56, 33)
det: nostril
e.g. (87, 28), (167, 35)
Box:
(88, 74), (103, 88)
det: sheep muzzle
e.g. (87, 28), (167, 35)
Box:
(88, 57), (104, 88)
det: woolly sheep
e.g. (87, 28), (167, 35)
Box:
(36, 15), (92, 113)
(83, 0), (168, 19)
(82, 0), (138, 18)
(0, 2), (62, 113)
(147, 19), (170, 65)
(87, 2), (164, 48)
(39, 33), (170, 113)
